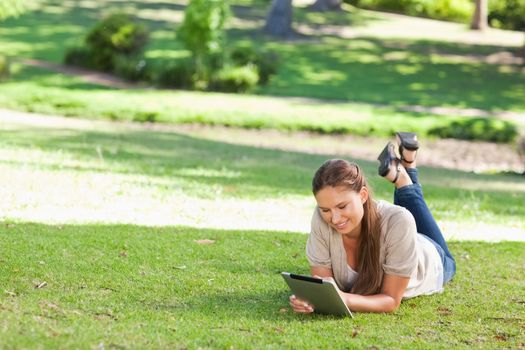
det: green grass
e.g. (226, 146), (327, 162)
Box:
(0, 104), (524, 347)
(1, 116), (524, 229)
(1, 223), (524, 349)
(1, 64), (523, 142)
(0, 0), (524, 117)
(0, 65), (461, 138)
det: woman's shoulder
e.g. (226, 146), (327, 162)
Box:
(376, 200), (412, 221)
(375, 200), (416, 236)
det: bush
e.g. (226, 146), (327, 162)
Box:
(0, 55), (10, 81)
(177, 0), (230, 81)
(85, 13), (148, 71)
(210, 64), (259, 93)
(113, 55), (151, 82)
(156, 60), (196, 88)
(132, 111), (159, 123)
(230, 44), (279, 85)
(64, 47), (92, 68)
(428, 117), (518, 143)
(346, 0), (473, 22)
(488, 0), (525, 30)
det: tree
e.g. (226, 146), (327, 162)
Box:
(264, 0), (293, 37)
(470, 0), (488, 30)
(0, 0), (28, 20)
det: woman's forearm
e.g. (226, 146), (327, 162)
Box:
(342, 292), (400, 313)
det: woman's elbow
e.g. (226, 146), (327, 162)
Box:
(384, 298), (402, 313)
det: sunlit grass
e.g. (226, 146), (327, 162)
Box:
(1, 114), (524, 237)
(0, 223), (523, 349)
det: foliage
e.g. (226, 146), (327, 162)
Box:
(85, 13), (149, 71)
(63, 47), (92, 68)
(86, 13), (148, 54)
(0, 0), (28, 20)
(63, 13), (151, 83)
(131, 110), (159, 123)
(177, 0), (230, 81)
(0, 54), (9, 80)
(488, 0), (525, 30)
(156, 59), (196, 88)
(346, 0), (473, 22)
(210, 64), (259, 92)
(230, 44), (279, 85)
(428, 117), (518, 143)
(113, 55), (151, 82)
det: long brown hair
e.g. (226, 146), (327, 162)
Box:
(312, 159), (382, 295)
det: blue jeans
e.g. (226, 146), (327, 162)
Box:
(393, 168), (456, 285)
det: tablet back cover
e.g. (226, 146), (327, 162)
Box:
(282, 273), (353, 317)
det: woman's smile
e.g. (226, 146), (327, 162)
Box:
(334, 219), (349, 230)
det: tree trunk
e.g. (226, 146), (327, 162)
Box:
(470, 0), (488, 31)
(310, 0), (342, 12)
(264, 0), (293, 37)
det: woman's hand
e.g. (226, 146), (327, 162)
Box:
(318, 276), (345, 299)
(289, 275), (341, 314)
(289, 294), (314, 313)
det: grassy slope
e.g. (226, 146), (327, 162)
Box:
(1, 223), (524, 349)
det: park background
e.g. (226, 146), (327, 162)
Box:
(0, 0), (524, 348)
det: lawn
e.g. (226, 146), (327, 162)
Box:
(1, 223), (524, 349)
(1, 114), (525, 230)
(0, 0), (524, 139)
(1, 98), (524, 350)
(1, 0), (525, 347)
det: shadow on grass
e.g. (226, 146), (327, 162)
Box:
(259, 37), (525, 112)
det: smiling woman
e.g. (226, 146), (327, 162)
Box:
(289, 132), (456, 314)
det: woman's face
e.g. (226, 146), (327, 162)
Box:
(315, 185), (368, 237)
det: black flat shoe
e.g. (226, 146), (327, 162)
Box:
(395, 131), (419, 164)
(377, 141), (401, 183)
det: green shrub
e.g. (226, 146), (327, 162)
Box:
(428, 117), (518, 143)
(156, 60), (196, 88)
(488, 0), (525, 30)
(254, 51), (279, 85)
(210, 64), (259, 93)
(113, 55), (151, 82)
(132, 111), (159, 123)
(85, 13), (148, 71)
(230, 44), (279, 85)
(346, 0), (473, 22)
(230, 44), (258, 65)
(177, 0), (230, 81)
(425, 0), (473, 22)
(64, 47), (92, 68)
(0, 55), (10, 81)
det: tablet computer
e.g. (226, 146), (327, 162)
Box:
(281, 272), (353, 317)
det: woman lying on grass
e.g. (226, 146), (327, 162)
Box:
(290, 132), (456, 313)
